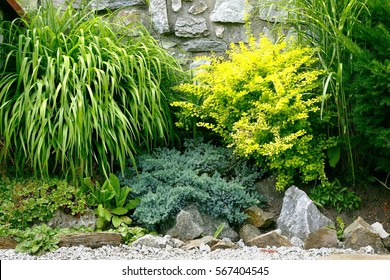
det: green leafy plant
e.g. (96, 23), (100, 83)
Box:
(14, 225), (60, 255)
(109, 224), (151, 245)
(0, 1), (182, 180)
(0, 177), (87, 229)
(309, 179), (361, 212)
(120, 139), (266, 230)
(173, 37), (336, 190)
(82, 174), (139, 229)
(347, 0), (390, 173)
(336, 216), (345, 240)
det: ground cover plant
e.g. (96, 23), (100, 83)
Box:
(0, 1), (183, 181)
(0, 177), (87, 230)
(119, 138), (266, 230)
(173, 37), (337, 190)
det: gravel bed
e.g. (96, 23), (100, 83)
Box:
(0, 244), (370, 260)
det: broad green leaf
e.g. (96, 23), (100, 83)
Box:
(112, 215), (123, 228)
(110, 207), (128, 215)
(327, 146), (341, 168)
(120, 216), (133, 225)
(96, 217), (106, 229)
(126, 198), (140, 210)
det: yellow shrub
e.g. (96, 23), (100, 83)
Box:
(173, 37), (336, 190)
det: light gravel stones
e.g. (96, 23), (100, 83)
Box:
(0, 245), (372, 260)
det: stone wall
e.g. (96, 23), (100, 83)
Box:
(2, 0), (285, 65)
(52, 0), (278, 65)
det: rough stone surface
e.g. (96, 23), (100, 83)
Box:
(188, 1), (208, 15)
(0, 238), (17, 249)
(304, 228), (338, 249)
(165, 206), (204, 241)
(182, 39), (227, 52)
(165, 204), (239, 241)
(211, 0), (247, 23)
(149, 0), (170, 34)
(211, 240), (238, 251)
(182, 236), (219, 250)
(59, 233), (122, 249)
(132, 234), (184, 249)
(277, 185), (334, 240)
(172, 0), (182, 12)
(290, 237), (304, 248)
(343, 217), (387, 253)
(175, 16), (209, 38)
(383, 237), (390, 250)
(215, 25), (224, 38)
(244, 206), (275, 228)
(58, 0), (145, 10)
(47, 209), (96, 229)
(247, 230), (293, 248)
(371, 222), (389, 239)
(239, 224), (261, 244)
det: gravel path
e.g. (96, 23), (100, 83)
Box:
(0, 244), (376, 260)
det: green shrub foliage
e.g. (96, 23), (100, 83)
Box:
(0, 2), (182, 180)
(119, 139), (266, 230)
(309, 179), (361, 213)
(173, 38), (336, 190)
(0, 177), (87, 229)
(348, 0), (390, 172)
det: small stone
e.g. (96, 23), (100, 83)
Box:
(239, 224), (261, 244)
(0, 238), (17, 249)
(199, 243), (211, 252)
(370, 222), (389, 239)
(343, 217), (387, 253)
(247, 230), (293, 248)
(182, 39), (227, 52)
(188, 1), (208, 15)
(172, 0), (182, 12)
(175, 16), (209, 38)
(211, 240), (238, 251)
(211, 0), (248, 23)
(215, 26), (225, 38)
(290, 237), (304, 248)
(131, 235), (168, 249)
(244, 206), (275, 228)
(149, 0), (170, 34)
(182, 236), (219, 250)
(304, 228), (338, 249)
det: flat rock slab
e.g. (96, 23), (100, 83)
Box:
(320, 253), (390, 260)
(59, 232), (122, 249)
(0, 238), (17, 249)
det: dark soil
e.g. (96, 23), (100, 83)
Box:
(256, 176), (390, 232)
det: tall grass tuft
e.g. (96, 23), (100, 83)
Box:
(0, 2), (182, 180)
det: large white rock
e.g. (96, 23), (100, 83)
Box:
(277, 185), (334, 240)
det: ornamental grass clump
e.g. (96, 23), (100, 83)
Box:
(173, 37), (336, 190)
(0, 2), (182, 180)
